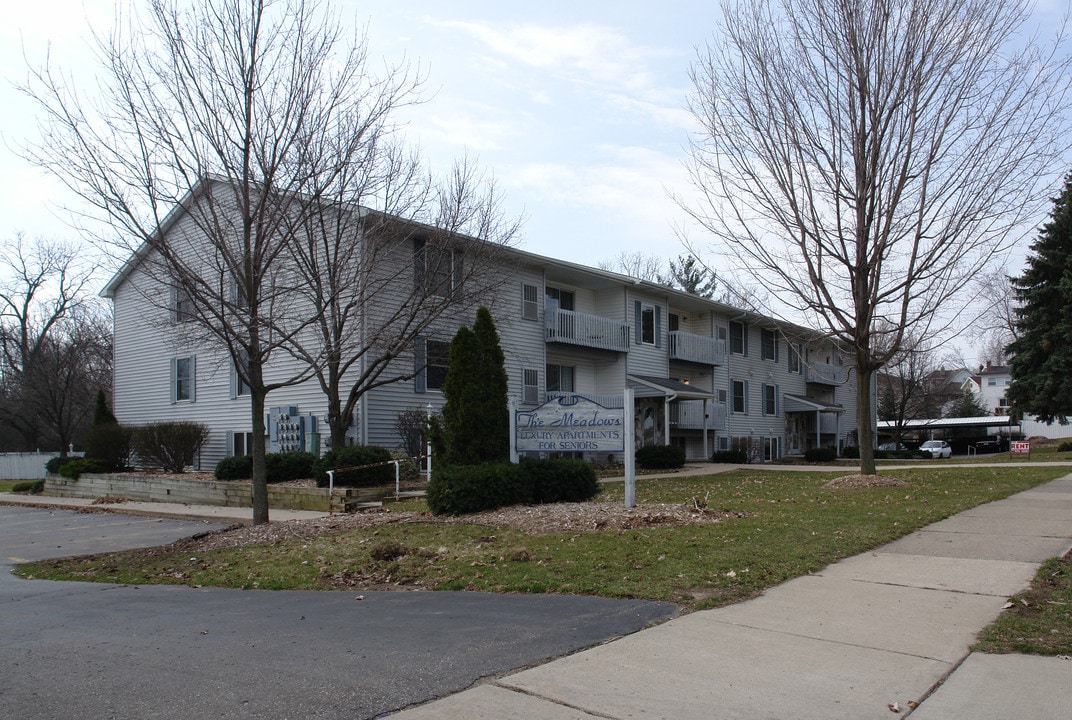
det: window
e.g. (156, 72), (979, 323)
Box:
(231, 350), (251, 398)
(171, 355), (195, 403)
(717, 325), (728, 342)
(730, 321), (747, 355)
(717, 388), (727, 404)
(718, 436), (729, 451)
(171, 287), (194, 323)
(761, 328), (778, 361)
(788, 343), (802, 373)
(523, 368), (539, 403)
(415, 338), (450, 393)
(634, 300), (661, 347)
(641, 304), (656, 345)
(732, 380), (748, 414)
(545, 286), (575, 311)
(522, 284), (540, 321)
(426, 340), (450, 390)
(414, 238), (463, 297)
(546, 364), (575, 392)
(763, 383), (779, 416)
(232, 431), (254, 456)
(669, 313), (681, 332)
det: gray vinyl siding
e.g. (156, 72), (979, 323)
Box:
(626, 291), (667, 377)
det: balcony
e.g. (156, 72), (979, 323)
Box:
(805, 361), (849, 386)
(546, 308), (630, 352)
(669, 331), (726, 366)
(669, 400), (727, 431)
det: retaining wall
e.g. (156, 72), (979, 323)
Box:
(44, 473), (387, 513)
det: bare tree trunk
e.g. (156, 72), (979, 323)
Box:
(857, 365), (877, 475)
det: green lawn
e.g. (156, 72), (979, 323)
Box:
(16, 466), (1068, 614)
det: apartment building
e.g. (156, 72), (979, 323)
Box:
(104, 191), (864, 470)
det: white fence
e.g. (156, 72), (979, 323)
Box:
(0, 452), (79, 480)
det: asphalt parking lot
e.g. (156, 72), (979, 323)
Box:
(0, 505), (679, 719)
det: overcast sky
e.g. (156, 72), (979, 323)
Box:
(2, 0), (1068, 358)
(1, 0), (724, 272)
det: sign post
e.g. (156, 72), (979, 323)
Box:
(624, 388), (635, 508)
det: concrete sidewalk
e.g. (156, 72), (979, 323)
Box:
(386, 475), (1072, 720)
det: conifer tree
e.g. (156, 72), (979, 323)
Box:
(1006, 174), (1072, 423)
(440, 307), (510, 465)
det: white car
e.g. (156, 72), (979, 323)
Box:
(919, 440), (952, 459)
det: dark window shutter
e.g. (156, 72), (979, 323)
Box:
(414, 337), (427, 394)
(634, 300), (642, 344)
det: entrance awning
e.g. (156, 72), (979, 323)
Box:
(627, 374), (714, 401)
(783, 393), (844, 413)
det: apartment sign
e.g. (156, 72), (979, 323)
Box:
(515, 395), (625, 452)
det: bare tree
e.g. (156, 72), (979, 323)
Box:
(0, 235), (103, 451)
(598, 251), (665, 281)
(968, 267), (1018, 366)
(286, 153), (521, 450)
(18, 0), (430, 523)
(684, 0), (1072, 473)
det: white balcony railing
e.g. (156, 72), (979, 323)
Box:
(546, 308), (630, 352)
(805, 361), (849, 385)
(668, 331), (726, 366)
(669, 401), (727, 431)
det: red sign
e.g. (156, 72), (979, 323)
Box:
(1010, 441), (1031, 455)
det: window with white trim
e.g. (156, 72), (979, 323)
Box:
(522, 284), (540, 321)
(730, 321), (747, 355)
(761, 328), (778, 361)
(545, 286), (575, 311)
(546, 364), (575, 393)
(732, 379), (748, 414)
(523, 368), (539, 403)
(171, 286), (194, 323)
(641, 304), (656, 345)
(763, 383), (779, 416)
(171, 355), (196, 403)
(425, 340), (450, 390)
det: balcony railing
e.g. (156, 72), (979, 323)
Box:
(546, 308), (630, 352)
(669, 401), (727, 431)
(668, 331), (726, 366)
(805, 362), (849, 386)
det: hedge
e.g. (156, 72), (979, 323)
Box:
(711, 450), (748, 464)
(635, 444), (686, 470)
(804, 447), (838, 462)
(427, 458), (601, 516)
(312, 445), (394, 488)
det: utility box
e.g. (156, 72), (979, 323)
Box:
(268, 406), (318, 453)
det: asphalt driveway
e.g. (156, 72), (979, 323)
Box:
(0, 505), (679, 719)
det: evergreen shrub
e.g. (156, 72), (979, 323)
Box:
(711, 450), (748, 463)
(635, 444), (686, 469)
(132, 421), (210, 473)
(426, 462), (530, 515)
(58, 457), (108, 479)
(313, 445), (393, 488)
(83, 422), (133, 472)
(12, 480), (44, 494)
(45, 456), (68, 475)
(522, 457), (601, 504)
(840, 445), (860, 459)
(265, 451), (316, 483)
(214, 455), (253, 481)
(1059, 440), (1072, 452)
(804, 447), (838, 462)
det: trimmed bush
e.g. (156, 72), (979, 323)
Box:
(12, 480), (44, 494)
(635, 444), (687, 470)
(522, 457), (601, 504)
(313, 445), (394, 488)
(265, 451), (316, 483)
(427, 462), (530, 515)
(1058, 440), (1072, 452)
(58, 457), (108, 479)
(804, 447), (838, 463)
(132, 421), (210, 473)
(840, 445), (860, 459)
(215, 454), (253, 481)
(711, 450), (748, 464)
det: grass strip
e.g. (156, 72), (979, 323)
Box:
(15, 466), (1069, 614)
